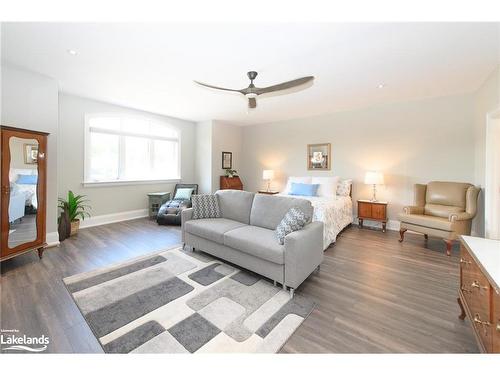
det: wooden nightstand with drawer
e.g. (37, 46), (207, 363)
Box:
(357, 199), (388, 232)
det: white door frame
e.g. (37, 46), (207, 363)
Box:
(485, 106), (500, 239)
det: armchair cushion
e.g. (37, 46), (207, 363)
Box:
(398, 213), (454, 232)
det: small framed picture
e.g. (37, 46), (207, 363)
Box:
(307, 143), (331, 170)
(24, 143), (39, 164)
(222, 151), (232, 169)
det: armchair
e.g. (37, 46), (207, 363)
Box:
(398, 181), (480, 255)
(156, 184), (198, 226)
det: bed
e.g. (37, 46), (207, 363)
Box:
(278, 177), (353, 250)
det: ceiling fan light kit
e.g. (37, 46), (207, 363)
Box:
(194, 71), (314, 109)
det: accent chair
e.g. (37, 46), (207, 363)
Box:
(398, 181), (480, 255)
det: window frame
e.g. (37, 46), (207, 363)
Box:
(83, 113), (182, 187)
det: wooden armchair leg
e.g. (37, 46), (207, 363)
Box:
(424, 234), (428, 240)
(399, 229), (407, 242)
(443, 239), (453, 256)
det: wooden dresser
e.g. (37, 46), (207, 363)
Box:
(458, 236), (500, 353)
(220, 176), (243, 190)
(357, 199), (388, 232)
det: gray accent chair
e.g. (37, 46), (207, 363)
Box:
(181, 190), (324, 296)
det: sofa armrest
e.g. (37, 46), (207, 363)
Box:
(284, 221), (324, 289)
(449, 212), (474, 222)
(181, 208), (193, 242)
(403, 206), (424, 215)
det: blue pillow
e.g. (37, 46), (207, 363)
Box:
(174, 188), (194, 200)
(289, 182), (319, 197)
(17, 174), (38, 185)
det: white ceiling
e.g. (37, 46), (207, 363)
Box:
(2, 22), (499, 125)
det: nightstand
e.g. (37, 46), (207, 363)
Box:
(357, 199), (388, 232)
(258, 190), (279, 195)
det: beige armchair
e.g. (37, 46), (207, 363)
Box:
(398, 181), (480, 255)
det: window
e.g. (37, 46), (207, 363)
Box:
(84, 115), (180, 184)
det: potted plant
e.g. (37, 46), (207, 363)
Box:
(58, 191), (91, 236)
(224, 169), (238, 178)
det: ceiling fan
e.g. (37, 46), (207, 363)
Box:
(194, 71), (314, 109)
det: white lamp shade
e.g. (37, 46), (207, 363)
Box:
(262, 170), (274, 180)
(364, 171), (384, 185)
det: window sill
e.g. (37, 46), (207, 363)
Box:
(82, 179), (181, 188)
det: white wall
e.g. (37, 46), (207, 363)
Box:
(58, 93), (196, 217)
(211, 121), (243, 192)
(473, 65), (500, 236)
(240, 94), (476, 230)
(194, 121), (213, 194)
(1, 65), (59, 241)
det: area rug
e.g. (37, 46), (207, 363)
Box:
(63, 246), (315, 353)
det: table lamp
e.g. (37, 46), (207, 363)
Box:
(262, 170), (275, 192)
(364, 171), (384, 201)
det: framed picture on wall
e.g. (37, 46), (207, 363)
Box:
(307, 143), (331, 170)
(24, 143), (39, 164)
(222, 151), (232, 169)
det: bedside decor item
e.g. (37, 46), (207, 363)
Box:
(58, 191), (91, 236)
(224, 168), (238, 178)
(357, 199), (388, 232)
(220, 176), (243, 190)
(364, 171), (384, 202)
(23, 143), (39, 164)
(275, 207), (310, 245)
(157, 184), (198, 226)
(307, 143), (331, 170)
(147, 192), (171, 219)
(222, 151), (232, 169)
(262, 169), (274, 192)
(398, 181), (480, 256)
(191, 194), (221, 219)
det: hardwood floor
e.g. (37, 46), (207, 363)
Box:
(0, 219), (478, 353)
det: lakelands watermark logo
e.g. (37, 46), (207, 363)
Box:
(1, 329), (49, 352)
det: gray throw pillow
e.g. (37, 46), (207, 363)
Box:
(275, 207), (309, 245)
(192, 194), (221, 219)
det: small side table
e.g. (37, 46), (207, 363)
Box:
(258, 190), (280, 195)
(147, 192), (171, 219)
(357, 199), (388, 232)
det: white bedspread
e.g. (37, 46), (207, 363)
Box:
(278, 194), (353, 249)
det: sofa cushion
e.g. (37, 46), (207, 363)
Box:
(398, 213), (454, 232)
(426, 181), (472, 208)
(250, 194), (313, 230)
(215, 190), (255, 224)
(275, 207), (309, 245)
(184, 218), (247, 244)
(192, 194), (221, 219)
(224, 226), (285, 265)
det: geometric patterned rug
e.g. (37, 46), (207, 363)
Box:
(63, 246), (315, 353)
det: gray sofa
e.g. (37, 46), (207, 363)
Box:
(181, 190), (324, 296)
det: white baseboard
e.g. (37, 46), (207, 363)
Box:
(46, 231), (60, 247)
(352, 218), (400, 231)
(79, 208), (149, 229)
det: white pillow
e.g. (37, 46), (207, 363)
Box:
(311, 176), (340, 198)
(284, 176), (312, 194)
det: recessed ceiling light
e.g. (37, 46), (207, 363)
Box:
(67, 49), (78, 56)
(378, 83), (385, 89)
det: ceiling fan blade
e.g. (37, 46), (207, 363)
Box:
(256, 76), (314, 94)
(194, 81), (243, 93)
(248, 97), (257, 109)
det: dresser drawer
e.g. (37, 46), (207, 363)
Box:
(371, 204), (387, 220)
(358, 201), (372, 217)
(461, 247), (490, 319)
(494, 292), (500, 353)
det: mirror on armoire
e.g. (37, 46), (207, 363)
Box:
(1, 126), (48, 261)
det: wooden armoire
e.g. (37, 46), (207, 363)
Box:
(1, 125), (48, 261)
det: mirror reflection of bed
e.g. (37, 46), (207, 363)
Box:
(8, 136), (38, 248)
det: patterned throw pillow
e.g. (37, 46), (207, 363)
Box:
(336, 179), (352, 196)
(174, 188), (194, 200)
(192, 194), (221, 219)
(275, 207), (309, 245)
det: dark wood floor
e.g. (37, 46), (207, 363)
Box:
(0, 219), (478, 353)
